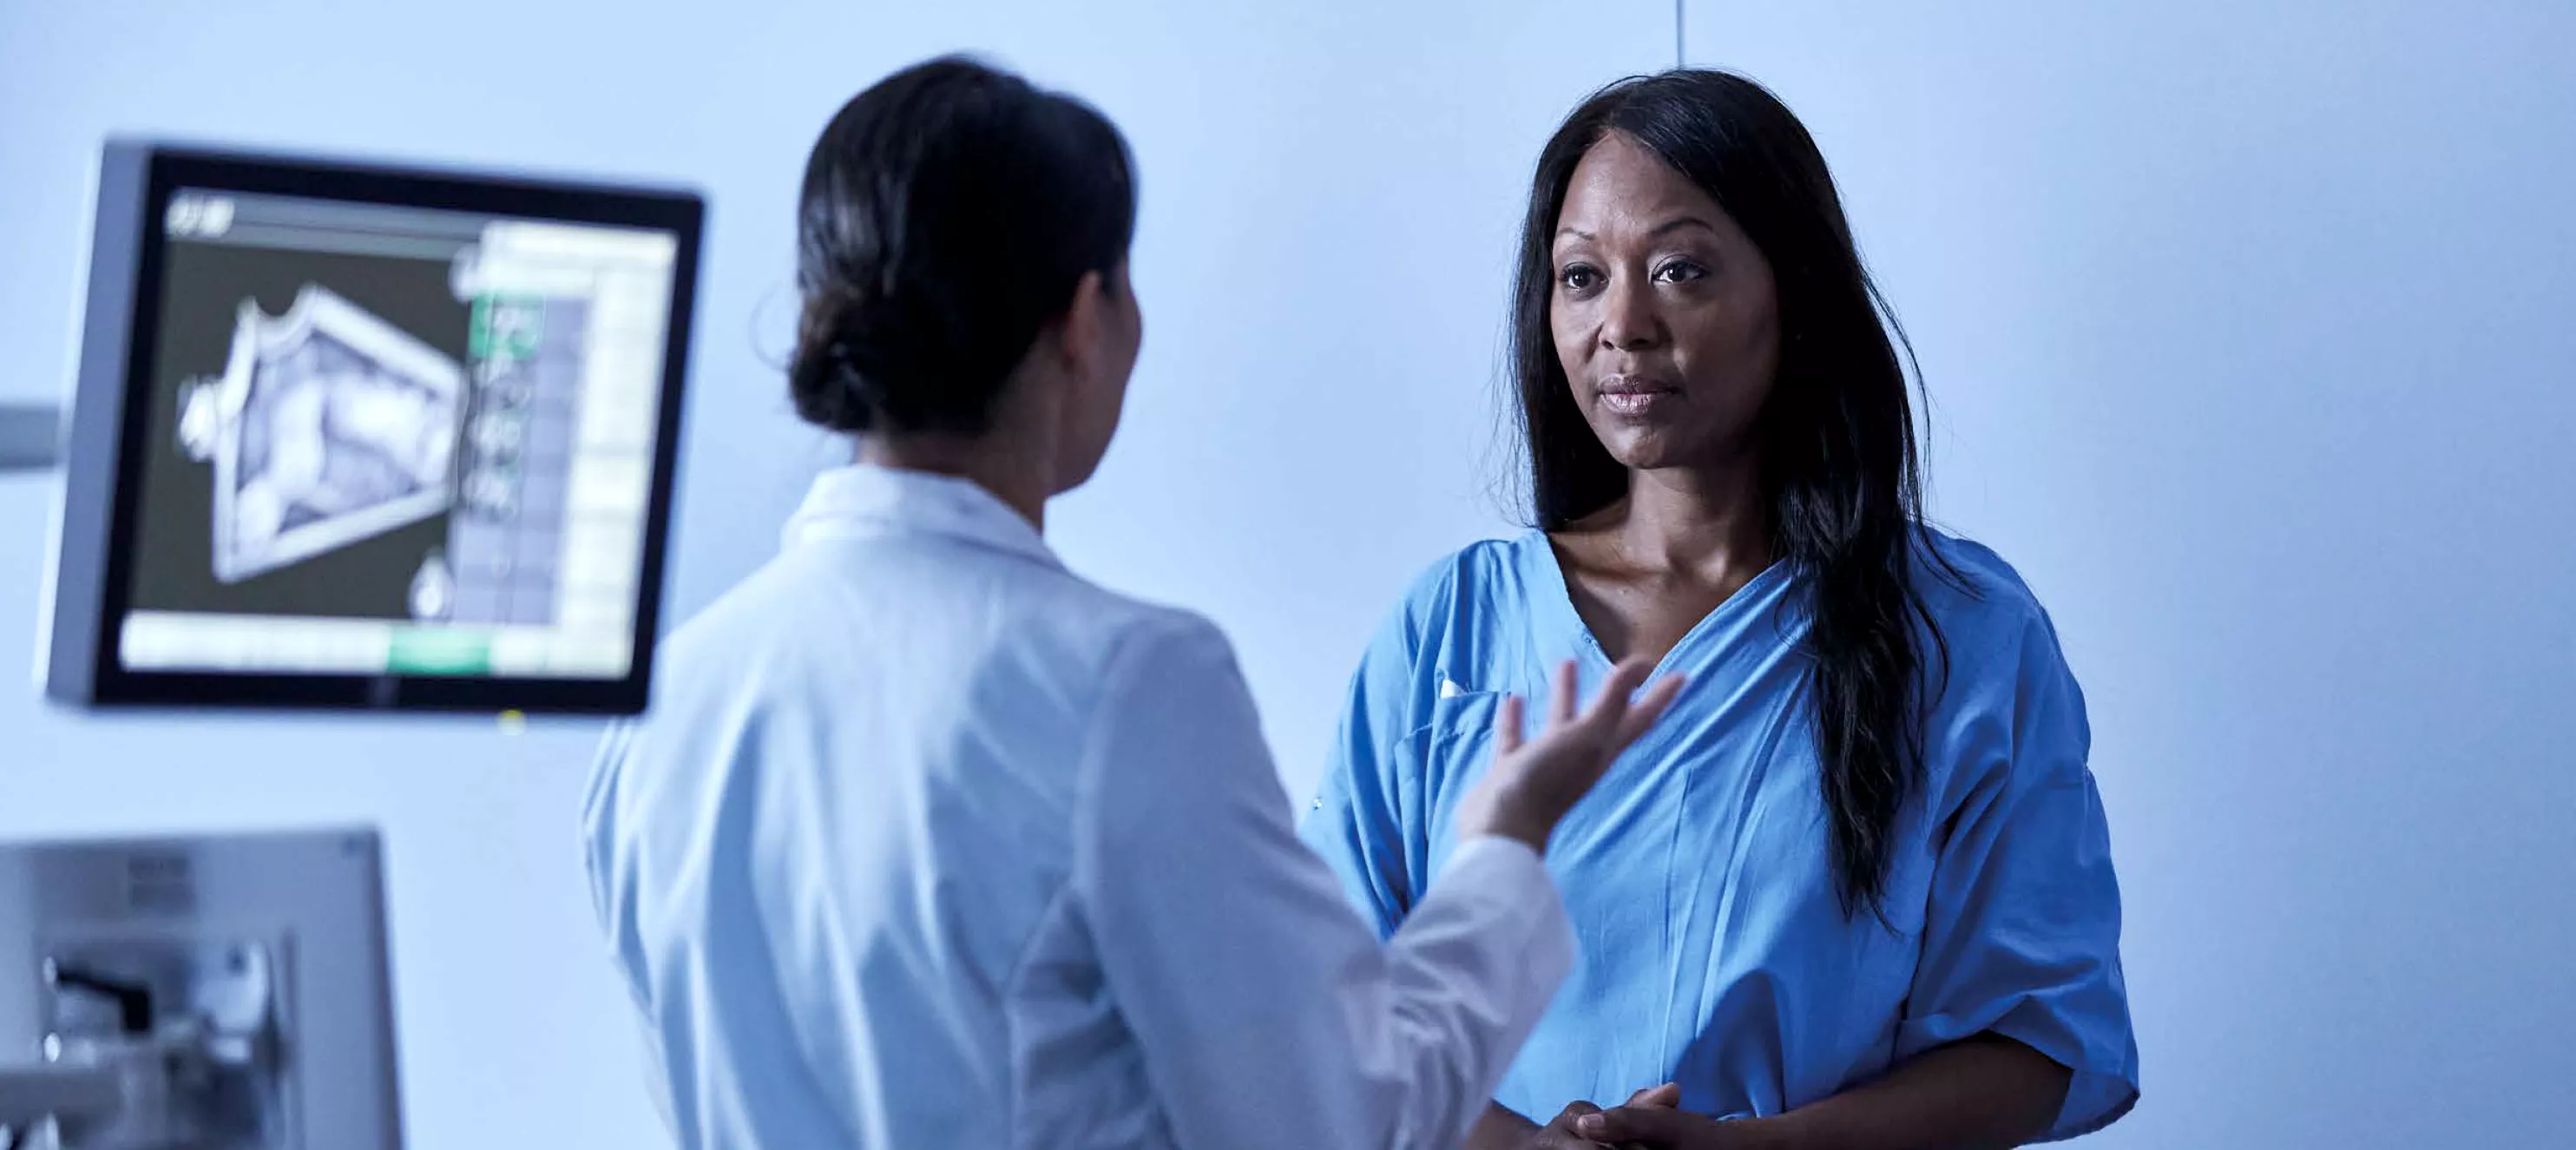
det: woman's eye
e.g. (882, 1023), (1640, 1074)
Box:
(1654, 260), (1708, 284)
(1558, 264), (1600, 291)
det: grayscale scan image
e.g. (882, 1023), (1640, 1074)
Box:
(177, 286), (466, 584)
(124, 210), (607, 628)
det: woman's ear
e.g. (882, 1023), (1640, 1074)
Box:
(1054, 269), (1112, 378)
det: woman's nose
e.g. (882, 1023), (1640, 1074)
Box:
(1599, 276), (1662, 350)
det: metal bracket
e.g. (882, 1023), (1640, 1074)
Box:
(0, 403), (64, 473)
(0, 1062), (124, 1130)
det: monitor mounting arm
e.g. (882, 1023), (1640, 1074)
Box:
(0, 402), (63, 473)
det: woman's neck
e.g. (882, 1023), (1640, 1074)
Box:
(1603, 459), (1772, 582)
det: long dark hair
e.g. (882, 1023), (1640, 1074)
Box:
(1511, 69), (1961, 919)
(788, 55), (1135, 436)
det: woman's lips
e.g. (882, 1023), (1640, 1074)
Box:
(1595, 380), (1678, 417)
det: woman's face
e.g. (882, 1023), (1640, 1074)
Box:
(1549, 131), (1780, 474)
(1052, 261), (1142, 492)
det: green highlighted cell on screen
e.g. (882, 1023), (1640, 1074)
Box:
(387, 629), (493, 676)
(470, 293), (544, 359)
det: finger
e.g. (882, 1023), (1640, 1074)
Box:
(1578, 657), (1653, 732)
(1623, 1082), (1682, 1108)
(1494, 693), (1525, 756)
(1552, 1101), (1604, 1123)
(1549, 659), (1580, 726)
(1608, 673), (1687, 748)
(1574, 1104), (1698, 1145)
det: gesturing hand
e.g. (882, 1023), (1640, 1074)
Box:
(1453, 658), (1687, 853)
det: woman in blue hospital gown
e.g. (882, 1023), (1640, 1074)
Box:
(1302, 72), (2138, 1148)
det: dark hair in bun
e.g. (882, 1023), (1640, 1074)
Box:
(788, 56), (1136, 435)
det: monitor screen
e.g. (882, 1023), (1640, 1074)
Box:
(44, 142), (701, 712)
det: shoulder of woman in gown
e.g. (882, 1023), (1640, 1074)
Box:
(1382, 532), (1544, 624)
(1909, 529), (2093, 782)
(1911, 529), (2062, 654)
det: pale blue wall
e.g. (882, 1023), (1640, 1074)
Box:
(1686, 2), (2576, 1145)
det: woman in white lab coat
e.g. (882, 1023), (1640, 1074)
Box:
(581, 55), (1683, 1150)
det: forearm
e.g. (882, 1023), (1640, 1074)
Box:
(1098, 835), (1573, 1150)
(1465, 1101), (1541, 1150)
(1085, 625), (1583, 1150)
(1745, 1035), (2070, 1150)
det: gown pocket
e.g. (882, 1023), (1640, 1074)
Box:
(1396, 690), (1510, 895)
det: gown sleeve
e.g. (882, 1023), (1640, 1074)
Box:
(1298, 575), (1440, 939)
(1896, 608), (2141, 1140)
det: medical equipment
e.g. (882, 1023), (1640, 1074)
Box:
(24, 140), (703, 713)
(0, 828), (401, 1149)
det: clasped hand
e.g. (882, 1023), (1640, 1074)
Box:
(1517, 1084), (1771, 1150)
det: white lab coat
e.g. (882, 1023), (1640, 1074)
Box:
(582, 463), (1574, 1150)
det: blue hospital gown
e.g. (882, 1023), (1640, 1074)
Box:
(1298, 530), (2139, 1140)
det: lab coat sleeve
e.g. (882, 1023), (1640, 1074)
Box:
(1896, 612), (2140, 1141)
(579, 720), (680, 1136)
(1075, 614), (1574, 1150)
(1298, 593), (1428, 939)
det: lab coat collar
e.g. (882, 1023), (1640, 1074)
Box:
(783, 463), (1061, 569)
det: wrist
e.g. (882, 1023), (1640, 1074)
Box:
(1466, 1102), (1540, 1150)
(1479, 788), (1559, 855)
(1729, 1111), (1819, 1150)
(1476, 815), (1553, 856)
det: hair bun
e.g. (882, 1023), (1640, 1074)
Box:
(787, 293), (879, 433)
(787, 56), (1137, 437)
(836, 282), (948, 381)
(788, 279), (979, 434)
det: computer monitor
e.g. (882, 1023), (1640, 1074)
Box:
(42, 141), (702, 713)
(0, 826), (403, 1148)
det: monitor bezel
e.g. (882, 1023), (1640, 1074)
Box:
(68, 142), (701, 714)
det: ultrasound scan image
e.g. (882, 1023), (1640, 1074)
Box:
(177, 286), (467, 583)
